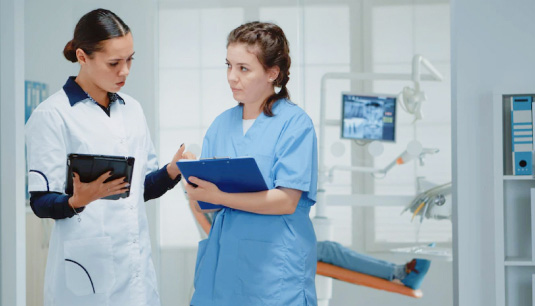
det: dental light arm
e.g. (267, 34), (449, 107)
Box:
(327, 141), (439, 181)
(418, 148), (440, 166)
(412, 55), (444, 84)
(400, 55), (444, 120)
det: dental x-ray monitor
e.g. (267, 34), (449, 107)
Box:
(341, 93), (396, 142)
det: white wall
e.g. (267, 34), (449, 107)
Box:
(451, 0), (535, 305)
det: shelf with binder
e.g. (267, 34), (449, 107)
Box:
(508, 95), (534, 176)
(494, 93), (535, 306)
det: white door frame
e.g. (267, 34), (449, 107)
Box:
(0, 0), (26, 305)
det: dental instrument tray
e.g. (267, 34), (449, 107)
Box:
(177, 157), (268, 210)
(65, 153), (135, 200)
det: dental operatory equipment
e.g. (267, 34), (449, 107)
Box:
(313, 54), (444, 306)
(402, 182), (452, 222)
(317, 54), (444, 195)
(341, 93), (397, 142)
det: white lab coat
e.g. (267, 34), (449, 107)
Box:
(26, 83), (161, 306)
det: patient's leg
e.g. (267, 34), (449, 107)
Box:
(317, 240), (403, 281)
(317, 241), (431, 289)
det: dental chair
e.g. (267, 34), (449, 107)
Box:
(188, 201), (423, 300)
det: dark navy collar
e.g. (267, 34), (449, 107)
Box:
(63, 76), (125, 106)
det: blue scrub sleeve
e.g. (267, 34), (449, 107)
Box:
(30, 192), (84, 219)
(200, 133), (212, 159)
(144, 164), (181, 201)
(272, 114), (318, 202)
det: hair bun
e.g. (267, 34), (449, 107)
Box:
(63, 40), (77, 63)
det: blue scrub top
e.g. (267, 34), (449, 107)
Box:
(191, 99), (318, 306)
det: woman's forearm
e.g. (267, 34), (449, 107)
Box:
(219, 188), (301, 215)
(30, 191), (84, 219)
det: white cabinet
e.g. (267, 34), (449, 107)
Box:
(494, 93), (535, 306)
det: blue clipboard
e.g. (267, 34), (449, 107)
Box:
(177, 157), (268, 209)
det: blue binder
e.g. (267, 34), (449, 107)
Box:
(511, 96), (533, 175)
(177, 157), (268, 209)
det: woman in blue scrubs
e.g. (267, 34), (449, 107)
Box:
(185, 22), (318, 305)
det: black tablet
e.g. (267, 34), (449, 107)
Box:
(65, 153), (135, 200)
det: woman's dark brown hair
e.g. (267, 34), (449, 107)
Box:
(63, 8), (130, 63)
(227, 21), (291, 117)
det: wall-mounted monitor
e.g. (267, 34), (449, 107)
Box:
(341, 92), (397, 142)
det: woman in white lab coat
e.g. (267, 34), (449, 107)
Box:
(25, 8), (191, 306)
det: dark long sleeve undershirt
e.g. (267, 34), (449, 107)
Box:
(29, 164), (181, 219)
(143, 164), (181, 201)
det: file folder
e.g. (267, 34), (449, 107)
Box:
(177, 157), (268, 209)
(511, 96), (533, 175)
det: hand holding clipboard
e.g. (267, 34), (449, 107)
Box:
(177, 157), (268, 210)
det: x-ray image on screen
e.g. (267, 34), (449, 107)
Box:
(341, 93), (396, 142)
